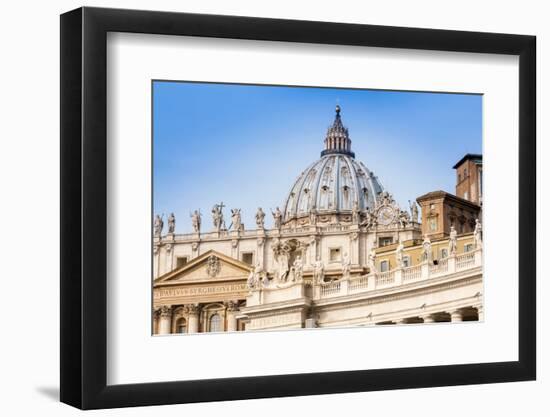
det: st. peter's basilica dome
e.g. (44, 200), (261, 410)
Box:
(283, 105), (384, 224)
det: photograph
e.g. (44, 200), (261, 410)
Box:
(152, 81), (484, 334)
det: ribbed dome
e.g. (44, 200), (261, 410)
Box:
(283, 106), (384, 222)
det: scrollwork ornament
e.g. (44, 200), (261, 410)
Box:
(159, 305), (172, 318)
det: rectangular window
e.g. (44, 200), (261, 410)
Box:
(464, 191), (469, 200)
(380, 260), (389, 272)
(403, 256), (410, 268)
(241, 252), (254, 265)
(329, 248), (341, 262)
(176, 256), (188, 268)
(441, 248), (448, 259)
(378, 237), (393, 247)
(464, 244), (474, 253)
(429, 217), (437, 231)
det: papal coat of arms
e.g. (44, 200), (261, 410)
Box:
(206, 255), (221, 277)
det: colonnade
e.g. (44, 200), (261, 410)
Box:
(154, 302), (241, 335)
(376, 305), (482, 325)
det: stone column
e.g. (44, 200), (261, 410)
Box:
(158, 305), (172, 335)
(187, 304), (200, 334)
(450, 310), (463, 322)
(422, 314), (434, 324)
(305, 318), (317, 328)
(476, 305), (484, 321)
(226, 301), (239, 332)
(349, 228), (359, 265)
(153, 245), (160, 279)
(257, 236), (265, 269)
(152, 310), (160, 334)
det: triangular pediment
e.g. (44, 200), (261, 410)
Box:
(154, 250), (253, 284)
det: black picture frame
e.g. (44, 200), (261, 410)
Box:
(60, 6), (536, 410)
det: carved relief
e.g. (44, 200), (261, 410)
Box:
(206, 255), (221, 277)
(159, 305), (172, 318)
(185, 303), (200, 315)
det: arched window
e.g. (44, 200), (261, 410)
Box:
(175, 317), (187, 334)
(209, 313), (222, 332)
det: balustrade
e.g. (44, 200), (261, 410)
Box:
(456, 252), (476, 269)
(349, 275), (369, 291)
(376, 271), (395, 286)
(313, 248), (481, 300)
(429, 258), (448, 275)
(320, 281), (341, 297)
(403, 265), (422, 282)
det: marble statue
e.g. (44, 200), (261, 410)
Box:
(247, 263), (264, 290)
(448, 225), (458, 255)
(409, 200), (419, 223)
(247, 270), (257, 290)
(368, 247), (377, 273)
(396, 240), (405, 268)
(398, 210), (410, 228)
(361, 207), (375, 229)
(211, 203), (225, 231)
(272, 207), (283, 229)
(422, 235), (433, 263)
(342, 253), (351, 279)
(230, 208), (242, 231)
(167, 212), (176, 234)
(272, 241), (290, 282)
(474, 219), (482, 248)
(154, 214), (163, 237)
(190, 210), (201, 233)
(255, 207), (265, 229)
(292, 255), (303, 282)
(313, 257), (325, 284)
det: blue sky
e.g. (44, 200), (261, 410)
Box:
(153, 81), (482, 233)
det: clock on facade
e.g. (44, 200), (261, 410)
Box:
(377, 206), (395, 225)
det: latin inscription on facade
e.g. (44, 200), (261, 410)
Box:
(154, 283), (247, 299)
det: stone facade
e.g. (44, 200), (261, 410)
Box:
(416, 191), (482, 239)
(152, 107), (483, 334)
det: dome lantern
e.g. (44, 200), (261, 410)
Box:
(321, 105), (355, 158)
